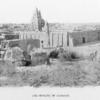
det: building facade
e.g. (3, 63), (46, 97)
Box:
(12, 8), (100, 49)
(69, 30), (100, 46)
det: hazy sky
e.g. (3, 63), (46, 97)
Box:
(0, 0), (100, 23)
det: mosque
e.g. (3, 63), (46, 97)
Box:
(1, 8), (100, 49)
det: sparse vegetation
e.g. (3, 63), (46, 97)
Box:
(0, 58), (100, 87)
(58, 50), (83, 61)
(1, 43), (100, 87)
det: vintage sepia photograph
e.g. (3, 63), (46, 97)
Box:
(0, 0), (100, 99)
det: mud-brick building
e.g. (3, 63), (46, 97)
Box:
(17, 31), (49, 48)
(14, 8), (100, 49)
(68, 30), (100, 46)
(48, 29), (100, 48)
(49, 30), (73, 48)
(13, 29), (100, 49)
(16, 7), (73, 49)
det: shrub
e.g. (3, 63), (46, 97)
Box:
(59, 50), (81, 61)
(48, 50), (59, 59)
(12, 47), (23, 61)
(0, 61), (16, 76)
(4, 47), (23, 62)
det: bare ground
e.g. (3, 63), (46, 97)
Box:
(0, 59), (100, 87)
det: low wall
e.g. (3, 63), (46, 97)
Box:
(69, 41), (100, 57)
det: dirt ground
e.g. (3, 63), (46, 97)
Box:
(0, 59), (100, 87)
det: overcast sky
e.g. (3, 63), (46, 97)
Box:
(0, 0), (100, 23)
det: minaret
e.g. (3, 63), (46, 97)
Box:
(32, 8), (39, 31)
(31, 8), (45, 31)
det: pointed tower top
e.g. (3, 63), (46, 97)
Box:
(33, 7), (38, 15)
(31, 8), (45, 31)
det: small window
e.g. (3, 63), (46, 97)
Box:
(82, 37), (86, 43)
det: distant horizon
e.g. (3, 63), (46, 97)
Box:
(1, 22), (100, 25)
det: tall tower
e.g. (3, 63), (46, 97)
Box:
(32, 8), (45, 31)
(32, 8), (39, 31)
